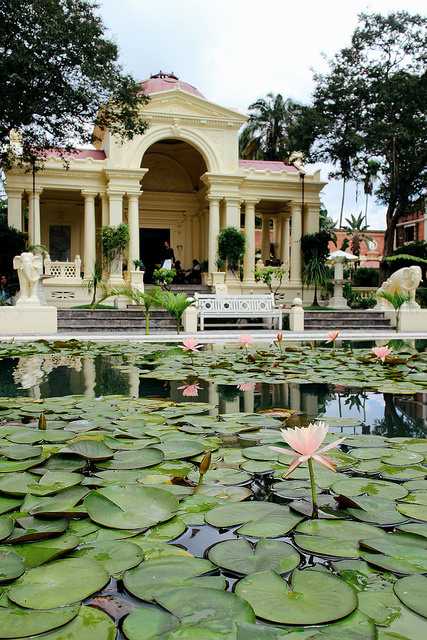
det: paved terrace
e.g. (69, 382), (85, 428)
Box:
(0, 330), (426, 343)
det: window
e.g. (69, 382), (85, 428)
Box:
(49, 225), (71, 261)
(404, 224), (416, 244)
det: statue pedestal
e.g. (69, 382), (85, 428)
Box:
(0, 306), (57, 335)
(329, 281), (350, 309)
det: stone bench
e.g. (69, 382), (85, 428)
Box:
(193, 293), (283, 331)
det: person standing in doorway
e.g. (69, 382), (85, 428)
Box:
(162, 240), (175, 266)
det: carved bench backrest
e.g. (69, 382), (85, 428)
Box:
(195, 294), (276, 314)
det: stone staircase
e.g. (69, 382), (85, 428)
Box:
(304, 310), (391, 331)
(58, 309), (176, 333)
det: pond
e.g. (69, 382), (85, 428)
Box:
(0, 339), (427, 639)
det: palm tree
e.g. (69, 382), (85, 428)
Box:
(104, 286), (162, 335)
(343, 212), (373, 257)
(239, 93), (301, 161)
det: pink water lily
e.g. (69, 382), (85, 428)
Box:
(271, 421), (345, 477)
(178, 383), (201, 397)
(326, 330), (340, 343)
(239, 335), (253, 347)
(237, 382), (256, 392)
(372, 345), (392, 362)
(181, 337), (202, 353)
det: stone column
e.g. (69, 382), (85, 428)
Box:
(128, 364), (140, 398)
(208, 197), (220, 275)
(127, 192), (140, 269)
(28, 188), (42, 246)
(192, 215), (200, 261)
(225, 197), (241, 229)
(107, 191), (124, 285)
(7, 189), (23, 231)
(261, 215), (270, 261)
(290, 203), (302, 284)
(243, 200), (256, 284)
(208, 382), (219, 417)
(82, 191), (97, 280)
(304, 204), (320, 236)
(243, 388), (255, 413)
(101, 194), (109, 227)
(280, 216), (290, 265)
(289, 382), (301, 412)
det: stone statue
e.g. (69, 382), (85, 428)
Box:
(13, 252), (44, 305)
(376, 265), (422, 310)
(289, 151), (305, 174)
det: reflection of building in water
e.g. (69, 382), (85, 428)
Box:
(395, 393), (427, 423)
(13, 355), (83, 398)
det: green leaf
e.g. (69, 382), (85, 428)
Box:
(208, 539), (300, 575)
(235, 569), (357, 624)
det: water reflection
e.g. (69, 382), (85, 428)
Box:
(1, 354), (426, 438)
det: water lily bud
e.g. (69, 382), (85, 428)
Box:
(199, 451), (211, 477)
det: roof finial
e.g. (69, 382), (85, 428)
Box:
(150, 71), (179, 80)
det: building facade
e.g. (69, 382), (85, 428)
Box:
(394, 198), (427, 248)
(5, 73), (324, 306)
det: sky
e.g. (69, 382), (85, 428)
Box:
(99, 0), (426, 230)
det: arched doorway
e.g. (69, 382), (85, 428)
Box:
(140, 139), (207, 282)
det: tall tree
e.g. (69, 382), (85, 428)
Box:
(0, 0), (149, 169)
(295, 12), (427, 258)
(239, 93), (302, 161)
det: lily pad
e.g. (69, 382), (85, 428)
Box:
(208, 539), (300, 575)
(235, 568), (357, 624)
(123, 556), (222, 601)
(0, 549), (25, 581)
(295, 519), (385, 558)
(361, 533), (427, 574)
(97, 448), (163, 470)
(122, 587), (255, 639)
(394, 575), (427, 618)
(0, 603), (79, 638)
(331, 477), (408, 500)
(61, 440), (114, 461)
(205, 502), (303, 537)
(24, 605), (116, 640)
(397, 503), (427, 522)
(72, 540), (143, 576)
(6, 533), (80, 568)
(8, 557), (109, 608)
(0, 515), (13, 541)
(85, 485), (178, 529)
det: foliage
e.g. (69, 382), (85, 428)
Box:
(101, 224), (129, 266)
(294, 12), (427, 256)
(352, 267), (379, 288)
(377, 289), (410, 328)
(153, 267), (176, 290)
(239, 93), (303, 160)
(383, 241), (427, 283)
(86, 263), (103, 309)
(105, 286), (162, 335)
(343, 282), (377, 309)
(0, 0), (148, 169)
(218, 227), (245, 272)
(416, 288), (427, 308)
(155, 290), (194, 333)
(255, 266), (287, 295)
(0, 222), (26, 287)
(301, 232), (332, 306)
(343, 213), (373, 257)
(0, 198), (6, 225)
(132, 259), (145, 271)
(319, 204), (336, 238)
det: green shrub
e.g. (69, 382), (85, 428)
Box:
(101, 224), (129, 266)
(416, 288), (427, 308)
(218, 227), (245, 272)
(153, 267), (176, 290)
(352, 267), (379, 287)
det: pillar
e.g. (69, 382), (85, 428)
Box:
(243, 388), (255, 413)
(225, 197), (241, 229)
(243, 200), (256, 284)
(280, 216), (290, 265)
(7, 189), (23, 231)
(304, 204), (320, 235)
(127, 192), (140, 270)
(192, 214), (200, 262)
(128, 365), (140, 399)
(28, 188), (42, 246)
(101, 194), (109, 227)
(107, 191), (124, 285)
(82, 191), (97, 280)
(208, 197), (220, 274)
(290, 203), (302, 283)
(261, 216), (270, 261)
(289, 383), (301, 412)
(208, 382), (219, 417)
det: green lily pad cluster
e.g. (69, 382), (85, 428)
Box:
(0, 343), (426, 638)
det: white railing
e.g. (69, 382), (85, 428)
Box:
(352, 286), (377, 299)
(44, 255), (82, 281)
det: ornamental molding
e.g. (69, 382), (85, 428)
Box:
(144, 112), (243, 130)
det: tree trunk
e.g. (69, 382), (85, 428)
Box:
(380, 198), (399, 283)
(339, 179), (346, 228)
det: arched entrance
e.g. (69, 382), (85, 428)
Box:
(140, 139), (208, 282)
